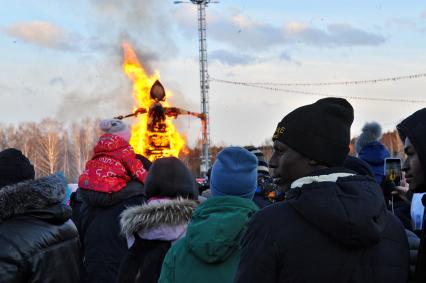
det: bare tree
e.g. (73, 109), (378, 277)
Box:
(0, 125), (9, 150)
(4, 125), (19, 149)
(71, 118), (100, 176)
(0, 119), (102, 179)
(36, 119), (63, 176)
(61, 129), (80, 182)
(17, 123), (40, 163)
(0, 123), (42, 175)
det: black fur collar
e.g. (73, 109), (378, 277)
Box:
(0, 174), (66, 222)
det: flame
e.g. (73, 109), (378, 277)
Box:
(122, 42), (186, 161)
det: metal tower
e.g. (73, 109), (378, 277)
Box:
(196, 0), (210, 177)
(175, 0), (216, 177)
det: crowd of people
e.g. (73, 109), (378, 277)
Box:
(0, 97), (425, 283)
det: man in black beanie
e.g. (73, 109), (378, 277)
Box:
(0, 148), (81, 282)
(235, 98), (409, 283)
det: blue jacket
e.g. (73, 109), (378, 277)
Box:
(358, 141), (390, 183)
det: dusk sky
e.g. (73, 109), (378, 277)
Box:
(1, 0), (425, 147)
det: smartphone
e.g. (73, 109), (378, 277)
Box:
(384, 158), (402, 186)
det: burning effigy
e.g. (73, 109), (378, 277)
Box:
(115, 42), (206, 162)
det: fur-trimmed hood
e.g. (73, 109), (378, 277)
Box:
(0, 174), (67, 222)
(120, 197), (198, 237)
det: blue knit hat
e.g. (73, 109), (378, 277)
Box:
(210, 147), (258, 199)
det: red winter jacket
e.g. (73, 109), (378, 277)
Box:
(78, 134), (148, 193)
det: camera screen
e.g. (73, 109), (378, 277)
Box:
(384, 158), (401, 186)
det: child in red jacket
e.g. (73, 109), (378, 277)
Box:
(78, 119), (148, 193)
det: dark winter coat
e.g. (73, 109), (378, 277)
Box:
(77, 181), (146, 283)
(158, 196), (258, 283)
(358, 141), (390, 183)
(397, 109), (426, 283)
(414, 190), (426, 283)
(117, 198), (198, 283)
(392, 199), (413, 231)
(253, 193), (272, 208)
(407, 229), (420, 282)
(344, 155), (412, 231)
(234, 168), (409, 283)
(0, 174), (81, 283)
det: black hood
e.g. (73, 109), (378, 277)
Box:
(0, 174), (70, 223)
(397, 108), (426, 187)
(286, 168), (387, 247)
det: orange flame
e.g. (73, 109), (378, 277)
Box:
(122, 42), (186, 161)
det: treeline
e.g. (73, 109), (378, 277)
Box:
(0, 118), (101, 182)
(0, 119), (224, 180)
(0, 119), (404, 181)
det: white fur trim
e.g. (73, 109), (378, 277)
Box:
(139, 223), (187, 242)
(126, 223), (188, 248)
(290, 173), (355, 189)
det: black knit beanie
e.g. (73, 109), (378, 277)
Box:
(272, 97), (354, 166)
(145, 157), (198, 200)
(0, 148), (35, 188)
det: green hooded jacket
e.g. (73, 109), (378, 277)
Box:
(158, 195), (259, 283)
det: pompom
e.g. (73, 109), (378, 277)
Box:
(356, 122), (383, 153)
(99, 119), (113, 132)
(362, 122), (382, 140)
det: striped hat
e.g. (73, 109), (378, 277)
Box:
(244, 146), (269, 176)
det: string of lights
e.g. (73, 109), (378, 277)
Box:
(211, 72), (426, 87)
(211, 80), (426, 104)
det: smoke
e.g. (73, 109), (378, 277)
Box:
(90, 0), (163, 29)
(87, 0), (179, 60)
(55, 83), (134, 123)
(54, 0), (189, 122)
(113, 32), (160, 75)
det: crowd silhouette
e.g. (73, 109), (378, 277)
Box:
(1, 97), (426, 283)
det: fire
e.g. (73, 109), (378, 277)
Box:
(122, 42), (186, 161)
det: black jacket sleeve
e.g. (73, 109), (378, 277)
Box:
(0, 242), (24, 283)
(234, 212), (279, 283)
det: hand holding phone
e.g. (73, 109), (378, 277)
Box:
(392, 171), (410, 203)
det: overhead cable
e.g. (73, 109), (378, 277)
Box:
(211, 80), (426, 104)
(211, 72), (426, 87)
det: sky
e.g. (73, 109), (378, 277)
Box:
(0, 0), (425, 147)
